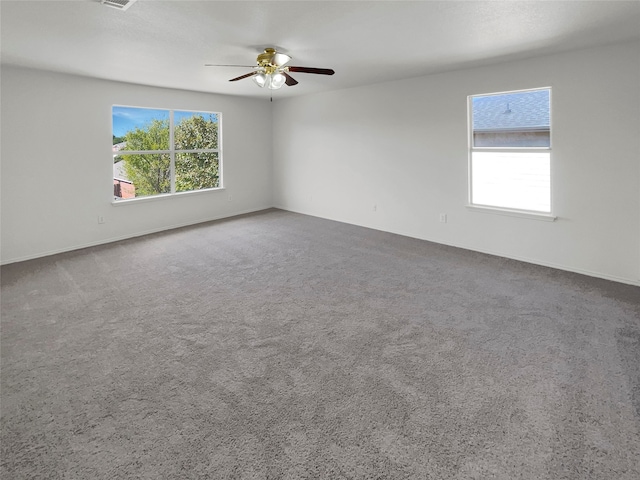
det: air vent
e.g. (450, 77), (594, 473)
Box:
(101, 0), (137, 11)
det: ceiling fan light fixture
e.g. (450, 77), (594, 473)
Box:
(269, 72), (286, 90)
(253, 72), (267, 88)
(272, 53), (291, 67)
(213, 47), (334, 91)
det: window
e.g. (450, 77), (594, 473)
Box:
(469, 88), (551, 214)
(112, 106), (221, 201)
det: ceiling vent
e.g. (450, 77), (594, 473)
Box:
(101, 0), (137, 11)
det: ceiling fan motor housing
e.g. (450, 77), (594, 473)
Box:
(257, 48), (291, 69)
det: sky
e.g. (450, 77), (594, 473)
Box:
(112, 106), (168, 137)
(112, 106), (218, 137)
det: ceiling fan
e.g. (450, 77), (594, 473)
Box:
(205, 48), (335, 90)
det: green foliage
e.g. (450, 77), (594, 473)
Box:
(175, 152), (219, 192)
(118, 114), (219, 197)
(174, 114), (219, 191)
(175, 114), (218, 150)
(112, 135), (126, 145)
(121, 119), (171, 196)
(125, 118), (170, 151)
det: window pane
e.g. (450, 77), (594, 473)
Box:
(113, 153), (171, 200)
(472, 89), (550, 148)
(174, 111), (219, 150)
(112, 106), (170, 150)
(471, 151), (550, 212)
(175, 152), (220, 192)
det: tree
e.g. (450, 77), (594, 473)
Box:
(174, 114), (219, 191)
(120, 119), (171, 196)
(117, 113), (219, 197)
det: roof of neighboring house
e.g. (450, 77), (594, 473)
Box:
(472, 89), (550, 131)
(113, 160), (130, 181)
(112, 142), (127, 152)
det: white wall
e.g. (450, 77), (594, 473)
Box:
(3, 43), (639, 285)
(1, 66), (273, 264)
(273, 41), (640, 285)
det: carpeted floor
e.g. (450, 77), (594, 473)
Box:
(1, 209), (639, 479)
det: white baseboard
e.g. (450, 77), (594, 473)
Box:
(1, 206), (272, 266)
(437, 240), (640, 287)
(272, 205), (640, 287)
(5, 204), (639, 288)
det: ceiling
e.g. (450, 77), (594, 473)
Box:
(2, 0), (639, 100)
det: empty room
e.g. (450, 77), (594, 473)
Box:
(1, 1), (639, 478)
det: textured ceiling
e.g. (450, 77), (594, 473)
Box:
(1, 0), (639, 100)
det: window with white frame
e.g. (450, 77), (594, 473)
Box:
(112, 106), (221, 201)
(469, 88), (551, 214)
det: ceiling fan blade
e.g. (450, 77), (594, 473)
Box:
(283, 72), (298, 86)
(229, 71), (258, 82)
(288, 66), (335, 75)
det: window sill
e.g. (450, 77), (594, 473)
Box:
(112, 187), (225, 206)
(466, 204), (556, 222)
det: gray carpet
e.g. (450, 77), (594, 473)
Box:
(1, 208), (639, 479)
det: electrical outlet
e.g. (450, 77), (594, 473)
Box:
(439, 213), (447, 223)
(98, 216), (105, 224)
(373, 204), (377, 212)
